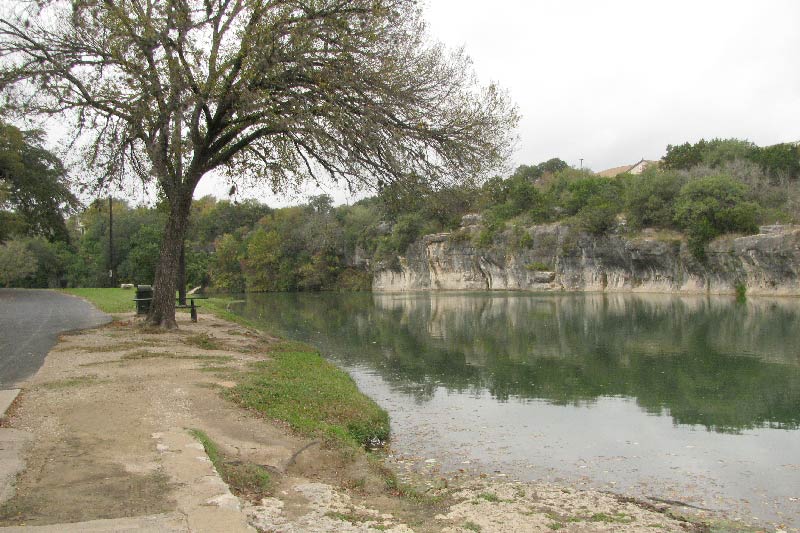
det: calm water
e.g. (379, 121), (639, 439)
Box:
(230, 292), (800, 529)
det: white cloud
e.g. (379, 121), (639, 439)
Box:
(422, 0), (800, 172)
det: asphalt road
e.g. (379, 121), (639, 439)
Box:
(0, 289), (109, 388)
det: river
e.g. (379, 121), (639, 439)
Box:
(229, 292), (800, 529)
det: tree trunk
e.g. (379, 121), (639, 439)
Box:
(147, 189), (193, 329)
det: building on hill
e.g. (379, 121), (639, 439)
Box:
(596, 159), (658, 177)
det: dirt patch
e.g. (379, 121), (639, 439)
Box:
(0, 312), (710, 532)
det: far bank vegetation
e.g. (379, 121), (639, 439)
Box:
(4, 138), (800, 290)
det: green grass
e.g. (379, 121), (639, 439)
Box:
(39, 376), (100, 389)
(185, 333), (222, 350)
(463, 521), (482, 532)
(587, 512), (633, 524)
(62, 288), (135, 314)
(189, 429), (271, 500)
(61, 287), (207, 317)
(228, 341), (389, 449)
(120, 350), (233, 363)
(60, 291), (391, 452)
(203, 297), (262, 329)
(325, 511), (372, 524)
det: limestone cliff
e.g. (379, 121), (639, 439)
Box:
(373, 219), (800, 295)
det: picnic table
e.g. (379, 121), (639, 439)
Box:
(133, 285), (206, 322)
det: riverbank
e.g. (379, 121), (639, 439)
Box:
(0, 293), (742, 531)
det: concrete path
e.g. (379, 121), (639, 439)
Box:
(0, 289), (109, 388)
(0, 289), (109, 512)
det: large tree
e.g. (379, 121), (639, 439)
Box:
(0, 0), (518, 328)
(0, 120), (77, 243)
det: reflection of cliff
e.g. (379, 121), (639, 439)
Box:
(374, 224), (800, 296)
(373, 293), (800, 366)
(235, 293), (800, 432)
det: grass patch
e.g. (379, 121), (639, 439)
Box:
(588, 512), (633, 523)
(525, 261), (552, 272)
(463, 521), (482, 532)
(477, 492), (500, 503)
(120, 349), (166, 360)
(325, 511), (371, 524)
(185, 333), (222, 350)
(203, 298), (262, 330)
(39, 376), (99, 389)
(120, 350), (233, 363)
(62, 287), (134, 314)
(228, 341), (389, 449)
(372, 458), (448, 507)
(62, 287), (210, 318)
(198, 365), (237, 373)
(188, 429), (271, 501)
(72, 341), (163, 353)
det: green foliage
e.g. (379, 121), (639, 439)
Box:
(50, 145), (798, 294)
(244, 228), (285, 291)
(735, 282), (747, 302)
(118, 223), (162, 285)
(0, 120), (77, 243)
(189, 197), (272, 245)
(673, 175), (761, 258)
(516, 228), (534, 249)
(662, 137), (800, 183)
(68, 199), (167, 287)
(229, 343), (390, 448)
(749, 143), (800, 182)
(185, 249), (210, 289)
(5, 237), (73, 288)
(238, 201), (350, 292)
(509, 158), (568, 182)
(0, 239), (37, 287)
(211, 233), (246, 292)
(558, 176), (624, 234)
(526, 261), (551, 272)
(624, 170), (686, 229)
(472, 207), (507, 248)
(662, 138), (756, 170)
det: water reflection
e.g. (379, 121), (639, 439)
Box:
(232, 292), (800, 527)
(235, 292), (800, 433)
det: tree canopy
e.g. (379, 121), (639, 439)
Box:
(0, 0), (518, 327)
(0, 120), (77, 242)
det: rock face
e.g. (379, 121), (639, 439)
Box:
(373, 223), (800, 295)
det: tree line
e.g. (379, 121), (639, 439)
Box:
(3, 131), (800, 291)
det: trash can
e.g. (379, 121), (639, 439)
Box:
(135, 285), (153, 316)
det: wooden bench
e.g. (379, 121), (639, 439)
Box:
(176, 297), (205, 322)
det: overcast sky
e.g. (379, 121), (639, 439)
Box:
(198, 0), (800, 204)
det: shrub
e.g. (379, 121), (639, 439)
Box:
(624, 170), (686, 229)
(526, 261), (551, 271)
(673, 175), (761, 259)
